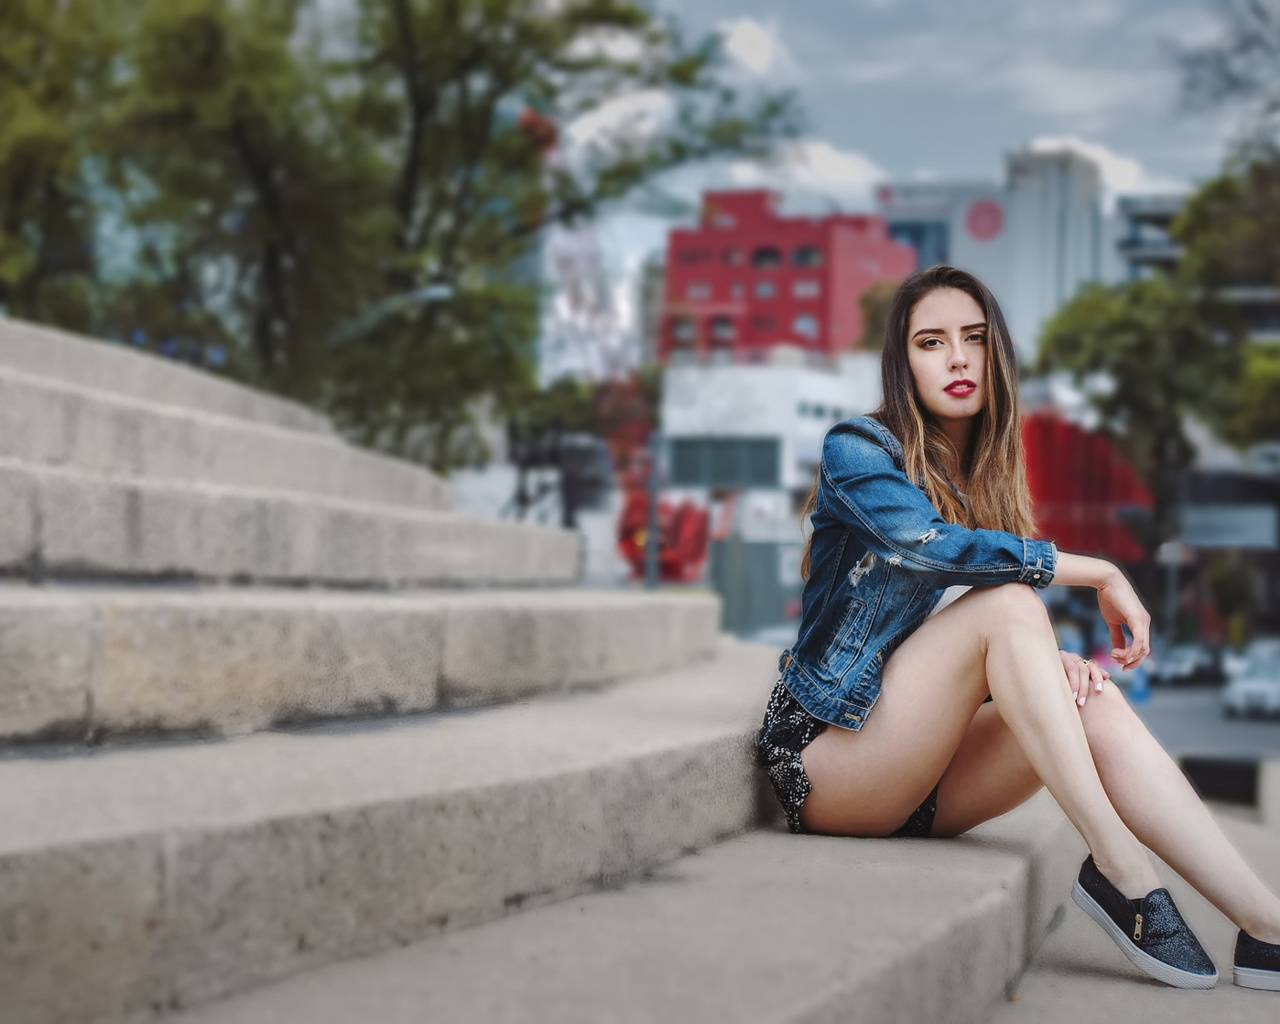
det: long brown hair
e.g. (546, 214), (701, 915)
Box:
(800, 265), (1034, 579)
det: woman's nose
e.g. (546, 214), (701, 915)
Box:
(948, 342), (968, 369)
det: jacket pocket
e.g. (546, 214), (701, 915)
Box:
(820, 597), (867, 670)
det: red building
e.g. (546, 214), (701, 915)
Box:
(659, 190), (916, 364)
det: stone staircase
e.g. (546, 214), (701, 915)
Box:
(0, 317), (1083, 1024)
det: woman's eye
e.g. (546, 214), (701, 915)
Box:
(967, 333), (987, 343)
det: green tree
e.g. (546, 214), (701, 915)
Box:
(112, 0), (797, 469)
(2, 0), (798, 472)
(1174, 145), (1280, 290)
(1036, 278), (1242, 547)
(856, 279), (898, 352)
(0, 0), (130, 328)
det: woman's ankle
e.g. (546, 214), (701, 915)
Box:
(1091, 852), (1161, 900)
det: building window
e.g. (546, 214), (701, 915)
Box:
(750, 245), (783, 268)
(670, 316), (697, 344)
(709, 316), (736, 343)
(792, 245), (823, 267)
(793, 279), (821, 299)
(755, 279), (776, 299)
(668, 437), (781, 488)
(686, 282), (711, 300)
(793, 314), (819, 340)
(722, 248), (744, 265)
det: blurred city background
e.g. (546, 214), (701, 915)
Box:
(10, 0), (1280, 706)
(7, 2), (1280, 1021)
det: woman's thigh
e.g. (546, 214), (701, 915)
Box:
(930, 701), (1043, 838)
(798, 584), (1046, 836)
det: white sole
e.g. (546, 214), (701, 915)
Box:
(1072, 881), (1217, 989)
(1235, 965), (1280, 990)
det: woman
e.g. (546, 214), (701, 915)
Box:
(758, 265), (1280, 991)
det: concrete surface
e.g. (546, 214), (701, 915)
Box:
(0, 366), (451, 510)
(0, 586), (721, 740)
(165, 793), (1077, 1024)
(0, 459), (577, 588)
(0, 317), (331, 435)
(991, 809), (1280, 1022)
(1260, 760), (1280, 833)
(0, 639), (777, 1024)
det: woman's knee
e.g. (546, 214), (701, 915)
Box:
(1078, 679), (1142, 747)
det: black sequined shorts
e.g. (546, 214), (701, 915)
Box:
(756, 679), (940, 837)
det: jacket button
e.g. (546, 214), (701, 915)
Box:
(1033, 573), (1041, 580)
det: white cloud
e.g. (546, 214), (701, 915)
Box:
(1025, 136), (1190, 201)
(726, 139), (888, 211)
(720, 18), (795, 78)
(561, 89), (672, 156)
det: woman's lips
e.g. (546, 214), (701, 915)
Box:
(944, 381), (976, 397)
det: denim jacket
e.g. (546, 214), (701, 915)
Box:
(778, 415), (1057, 731)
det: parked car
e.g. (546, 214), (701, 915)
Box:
(1223, 637), (1280, 680)
(1221, 648), (1280, 718)
(1150, 643), (1223, 686)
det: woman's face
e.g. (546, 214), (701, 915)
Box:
(905, 287), (987, 428)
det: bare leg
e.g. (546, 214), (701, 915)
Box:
(1079, 683), (1280, 943)
(801, 583), (1159, 896)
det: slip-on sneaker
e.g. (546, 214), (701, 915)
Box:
(1072, 855), (1217, 988)
(1235, 929), (1280, 990)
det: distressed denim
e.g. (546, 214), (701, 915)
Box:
(778, 415), (1057, 731)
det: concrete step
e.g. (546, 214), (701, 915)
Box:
(0, 365), (451, 511)
(0, 316), (331, 436)
(0, 638), (778, 1024)
(0, 458), (576, 588)
(0, 585), (721, 741)
(166, 792), (1078, 1024)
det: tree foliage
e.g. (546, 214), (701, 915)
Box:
(0, 0), (799, 470)
(1036, 278), (1242, 546)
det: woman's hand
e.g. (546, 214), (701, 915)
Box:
(1095, 571), (1152, 669)
(1060, 649), (1110, 707)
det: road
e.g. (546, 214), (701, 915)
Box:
(1132, 685), (1280, 761)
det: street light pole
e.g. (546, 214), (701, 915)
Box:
(645, 431), (662, 590)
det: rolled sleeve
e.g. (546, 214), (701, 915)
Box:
(1016, 538), (1057, 589)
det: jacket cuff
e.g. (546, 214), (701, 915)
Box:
(1018, 538), (1057, 588)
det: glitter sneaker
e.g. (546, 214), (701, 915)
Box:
(1072, 855), (1217, 989)
(1234, 929), (1280, 990)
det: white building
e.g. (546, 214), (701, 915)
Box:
(877, 143), (1112, 360)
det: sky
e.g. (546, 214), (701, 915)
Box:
(656, 0), (1233, 189)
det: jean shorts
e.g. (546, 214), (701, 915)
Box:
(756, 679), (940, 837)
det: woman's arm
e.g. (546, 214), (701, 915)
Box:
(1051, 552), (1121, 588)
(1053, 552), (1152, 669)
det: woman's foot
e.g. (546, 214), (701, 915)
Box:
(1073, 855), (1217, 989)
(1235, 931), (1280, 991)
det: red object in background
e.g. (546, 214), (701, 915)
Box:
(517, 108), (558, 153)
(1022, 408), (1151, 564)
(965, 199), (1004, 241)
(616, 487), (709, 583)
(659, 190), (916, 363)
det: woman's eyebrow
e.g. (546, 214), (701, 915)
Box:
(910, 322), (987, 340)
